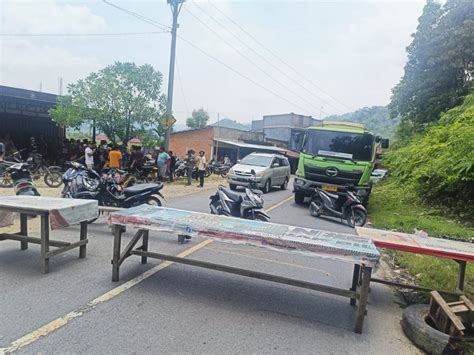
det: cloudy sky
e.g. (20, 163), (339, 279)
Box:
(0, 0), (425, 125)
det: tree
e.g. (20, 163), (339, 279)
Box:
(389, 0), (474, 138)
(186, 108), (210, 129)
(50, 62), (167, 145)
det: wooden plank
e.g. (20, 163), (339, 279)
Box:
(79, 221), (87, 259)
(0, 234), (70, 247)
(20, 213), (28, 250)
(45, 239), (88, 258)
(460, 295), (474, 312)
(430, 291), (465, 332)
(371, 277), (460, 297)
(354, 266), (372, 334)
(40, 214), (50, 274)
(130, 249), (357, 299)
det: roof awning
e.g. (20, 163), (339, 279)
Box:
(214, 139), (287, 153)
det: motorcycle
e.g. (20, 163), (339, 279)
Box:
(309, 186), (367, 227)
(26, 152), (63, 188)
(208, 162), (230, 177)
(6, 163), (40, 196)
(209, 169), (270, 221)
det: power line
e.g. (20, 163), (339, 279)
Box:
(184, 7), (317, 115)
(191, 1), (340, 115)
(102, 0), (170, 31)
(175, 58), (189, 118)
(0, 31), (169, 37)
(178, 35), (313, 115)
(100, 2), (315, 116)
(207, 0), (353, 113)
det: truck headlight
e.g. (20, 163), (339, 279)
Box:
(295, 178), (304, 186)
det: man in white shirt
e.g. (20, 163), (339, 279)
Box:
(85, 143), (95, 170)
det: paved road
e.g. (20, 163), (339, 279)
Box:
(0, 179), (420, 354)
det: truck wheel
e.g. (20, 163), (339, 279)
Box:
(294, 193), (305, 204)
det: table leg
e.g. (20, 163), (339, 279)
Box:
(456, 260), (467, 292)
(354, 266), (372, 334)
(40, 214), (50, 274)
(79, 221), (87, 259)
(350, 264), (361, 306)
(20, 213), (28, 250)
(112, 225), (122, 282)
(141, 230), (149, 265)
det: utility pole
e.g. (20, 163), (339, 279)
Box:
(164, 0), (185, 150)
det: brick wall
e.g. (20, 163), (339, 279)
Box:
(169, 127), (214, 160)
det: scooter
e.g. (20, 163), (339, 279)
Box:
(309, 186), (367, 227)
(6, 163), (40, 196)
(209, 169), (270, 221)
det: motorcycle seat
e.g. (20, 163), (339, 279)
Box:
(218, 185), (242, 202)
(320, 190), (339, 200)
(124, 183), (161, 197)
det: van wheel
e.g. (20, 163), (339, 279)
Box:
(263, 179), (271, 194)
(280, 178), (288, 190)
(229, 184), (237, 191)
(294, 193), (305, 204)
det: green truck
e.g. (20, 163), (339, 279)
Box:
(293, 121), (388, 205)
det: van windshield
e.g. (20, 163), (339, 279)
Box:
(240, 155), (273, 167)
(302, 129), (373, 161)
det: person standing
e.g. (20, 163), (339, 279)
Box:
(168, 150), (176, 182)
(0, 143), (5, 162)
(184, 149), (195, 186)
(156, 146), (170, 182)
(196, 150), (207, 188)
(84, 143), (95, 170)
(107, 146), (122, 169)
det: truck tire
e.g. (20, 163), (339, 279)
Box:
(294, 193), (305, 204)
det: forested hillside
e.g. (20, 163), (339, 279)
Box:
(325, 106), (399, 138)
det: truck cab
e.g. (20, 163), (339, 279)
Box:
(293, 122), (387, 205)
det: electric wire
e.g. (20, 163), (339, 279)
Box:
(0, 31), (169, 37)
(175, 58), (190, 118)
(192, 0), (340, 115)
(184, 7), (317, 115)
(207, 0), (353, 113)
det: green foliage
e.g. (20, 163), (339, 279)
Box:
(369, 181), (474, 297)
(186, 108), (210, 129)
(50, 62), (167, 145)
(325, 106), (399, 138)
(389, 0), (474, 138)
(385, 93), (474, 217)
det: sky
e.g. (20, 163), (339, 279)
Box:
(0, 0), (425, 125)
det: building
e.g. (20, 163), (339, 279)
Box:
(252, 113), (321, 151)
(0, 85), (64, 158)
(169, 126), (285, 162)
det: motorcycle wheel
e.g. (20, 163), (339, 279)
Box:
(146, 196), (162, 207)
(0, 173), (13, 188)
(44, 171), (63, 188)
(309, 198), (324, 217)
(204, 168), (211, 178)
(220, 171), (228, 178)
(347, 208), (367, 227)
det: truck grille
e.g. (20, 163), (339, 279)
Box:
(304, 165), (363, 185)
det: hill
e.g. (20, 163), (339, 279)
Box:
(325, 106), (399, 138)
(209, 118), (251, 131)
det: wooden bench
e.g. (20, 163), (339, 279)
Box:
(356, 227), (474, 295)
(0, 196), (98, 273)
(110, 205), (380, 334)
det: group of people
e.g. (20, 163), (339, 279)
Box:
(183, 149), (207, 187)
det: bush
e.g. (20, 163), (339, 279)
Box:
(385, 93), (474, 218)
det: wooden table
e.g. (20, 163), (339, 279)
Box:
(110, 205), (380, 334)
(356, 227), (474, 294)
(0, 196), (98, 273)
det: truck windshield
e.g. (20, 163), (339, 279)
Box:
(302, 129), (373, 161)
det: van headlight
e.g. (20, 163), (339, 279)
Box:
(256, 170), (265, 177)
(228, 168), (234, 175)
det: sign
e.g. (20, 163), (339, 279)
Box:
(160, 113), (176, 128)
(318, 150), (354, 159)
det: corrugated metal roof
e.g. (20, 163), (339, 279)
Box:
(214, 139), (287, 152)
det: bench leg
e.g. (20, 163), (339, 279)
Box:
(354, 266), (372, 334)
(456, 260), (467, 293)
(350, 264), (361, 306)
(112, 225), (122, 282)
(40, 214), (50, 274)
(20, 214), (28, 250)
(141, 230), (149, 264)
(79, 221), (87, 258)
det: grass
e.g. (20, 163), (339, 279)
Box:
(369, 179), (474, 298)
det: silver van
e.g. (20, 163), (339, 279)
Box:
(227, 153), (291, 193)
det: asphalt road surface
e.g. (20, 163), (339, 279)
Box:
(0, 178), (420, 354)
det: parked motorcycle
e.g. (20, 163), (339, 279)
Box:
(309, 187), (367, 227)
(6, 163), (40, 196)
(209, 169), (270, 221)
(208, 162), (230, 177)
(25, 152), (63, 188)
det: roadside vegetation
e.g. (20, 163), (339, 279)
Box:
(368, 0), (474, 298)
